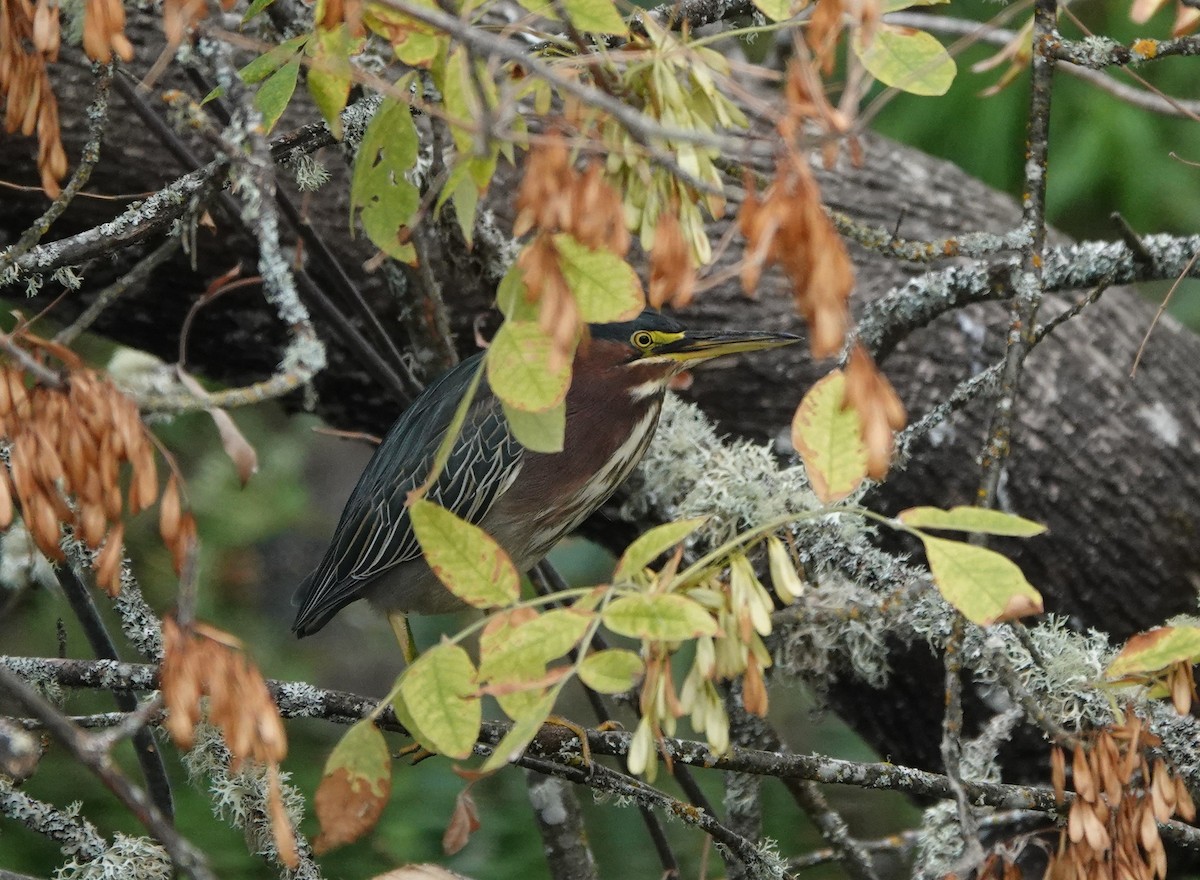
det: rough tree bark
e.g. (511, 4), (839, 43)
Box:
(3, 35), (1198, 780)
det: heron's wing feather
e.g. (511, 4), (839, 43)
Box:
(292, 354), (523, 633)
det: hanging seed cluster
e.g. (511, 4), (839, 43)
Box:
(513, 133), (634, 367)
(1047, 714), (1196, 880)
(160, 617), (298, 868)
(0, 354), (189, 595)
(0, 0), (67, 195)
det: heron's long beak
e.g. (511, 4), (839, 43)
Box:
(656, 329), (802, 363)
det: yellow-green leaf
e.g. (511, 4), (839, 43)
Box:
(603, 594), (719, 641)
(920, 535), (1043, 626)
(480, 609), (593, 681)
(578, 649), (644, 694)
(306, 25), (356, 138)
(883, 0), (949, 11)
(394, 642), (481, 759)
(313, 718), (392, 852)
(240, 34), (308, 84)
(503, 400), (565, 453)
(1107, 626), (1200, 679)
(410, 499), (519, 608)
(351, 98), (420, 263)
(898, 506), (1047, 537)
(486, 321), (575, 413)
(242, 0), (278, 22)
(495, 263), (539, 322)
(552, 233), (644, 323)
(614, 517), (708, 581)
(853, 24), (956, 97)
(480, 691), (557, 772)
(560, 0), (627, 35)
(752, 0), (798, 20)
(792, 371), (868, 503)
(255, 60), (300, 134)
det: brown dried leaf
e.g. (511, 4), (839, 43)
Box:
(1074, 746), (1096, 802)
(1175, 775), (1196, 822)
(442, 786), (480, 856)
(95, 522), (124, 596)
(314, 766), (390, 854)
(267, 765), (300, 869)
(208, 407), (259, 487)
(1052, 745), (1067, 805)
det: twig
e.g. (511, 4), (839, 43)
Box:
(884, 12), (1200, 119)
(55, 565), (174, 821)
(0, 64), (114, 279)
(0, 665), (215, 880)
(54, 237), (182, 346)
(0, 332), (65, 388)
(0, 775), (107, 862)
(939, 617), (985, 870)
(525, 771), (601, 880)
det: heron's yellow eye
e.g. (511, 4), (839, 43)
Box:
(631, 330), (654, 349)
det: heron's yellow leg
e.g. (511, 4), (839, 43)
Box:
(388, 611), (415, 665)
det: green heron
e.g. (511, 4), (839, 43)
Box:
(292, 310), (799, 637)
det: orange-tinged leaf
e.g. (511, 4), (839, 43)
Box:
(919, 534), (1043, 625)
(409, 498), (519, 608)
(314, 718), (392, 853)
(394, 642), (481, 759)
(792, 371), (868, 502)
(479, 608), (592, 674)
(1107, 626), (1200, 679)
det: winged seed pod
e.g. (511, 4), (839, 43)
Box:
(767, 536), (805, 603)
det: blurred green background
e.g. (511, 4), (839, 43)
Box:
(4, 0), (1200, 875)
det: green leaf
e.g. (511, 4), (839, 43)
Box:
(552, 233), (644, 323)
(603, 594), (719, 641)
(920, 535), (1043, 626)
(242, 0), (276, 20)
(503, 400), (565, 453)
(394, 642), (481, 759)
(410, 498), (519, 608)
(614, 517), (708, 581)
(1107, 626), (1200, 679)
(255, 61), (300, 134)
(480, 691), (557, 772)
(791, 371), (868, 503)
(351, 98), (420, 263)
(313, 718), (392, 852)
(306, 25), (356, 139)
(853, 24), (956, 97)
(495, 263), (539, 322)
(578, 649), (644, 694)
(560, 0), (627, 35)
(898, 506), (1047, 537)
(486, 321), (575, 413)
(440, 47), (483, 154)
(752, 0), (797, 20)
(239, 34), (308, 84)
